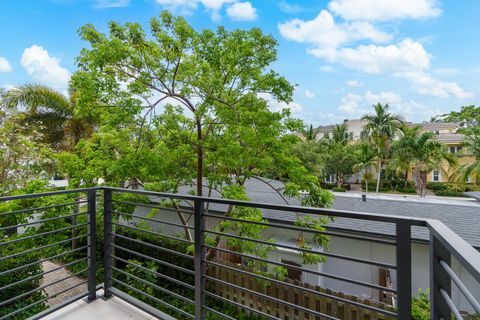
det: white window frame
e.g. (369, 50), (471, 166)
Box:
(432, 170), (441, 182)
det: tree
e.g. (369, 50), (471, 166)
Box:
(3, 84), (94, 151)
(361, 103), (404, 193)
(353, 143), (378, 193)
(0, 93), (52, 195)
(321, 124), (356, 187)
(453, 127), (480, 183)
(299, 124), (319, 141)
(70, 12), (333, 266)
(433, 105), (480, 130)
(392, 128), (456, 197)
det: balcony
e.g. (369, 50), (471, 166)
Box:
(1, 187), (479, 320)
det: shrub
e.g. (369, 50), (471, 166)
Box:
(426, 182), (448, 191)
(0, 236), (48, 319)
(321, 183), (350, 191)
(397, 187), (417, 194)
(434, 190), (467, 197)
(412, 289), (430, 320)
(332, 187), (346, 192)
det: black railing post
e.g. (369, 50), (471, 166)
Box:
(87, 189), (97, 301)
(430, 234), (451, 319)
(104, 188), (113, 298)
(194, 199), (206, 320)
(396, 221), (412, 320)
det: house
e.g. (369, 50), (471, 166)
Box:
(316, 119), (476, 184)
(124, 177), (480, 313)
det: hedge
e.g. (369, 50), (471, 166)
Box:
(434, 190), (467, 197)
(332, 187), (347, 192)
(0, 235), (48, 319)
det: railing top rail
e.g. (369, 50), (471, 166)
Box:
(0, 187), (99, 202)
(102, 186), (428, 225)
(427, 219), (480, 283)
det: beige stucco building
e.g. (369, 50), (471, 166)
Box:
(316, 120), (475, 184)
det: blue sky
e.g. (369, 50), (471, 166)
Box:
(1, 0), (479, 125)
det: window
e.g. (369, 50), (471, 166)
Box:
(449, 146), (457, 153)
(325, 174), (335, 183)
(434, 130), (440, 135)
(281, 259), (302, 281)
(433, 170), (440, 182)
(323, 132), (329, 138)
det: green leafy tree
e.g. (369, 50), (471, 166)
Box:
(361, 103), (404, 193)
(69, 12), (333, 267)
(433, 105), (480, 130)
(392, 128), (456, 197)
(0, 99), (52, 195)
(353, 143), (378, 193)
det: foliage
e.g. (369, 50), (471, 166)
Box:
(411, 289), (430, 320)
(433, 105), (480, 131)
(0, 235), (48, 319)
(392, 127), (456, 197)
(3, 84), (94, 151)
(0, 101), (53, 195)
(361, 103), (404, 193)
(453, 127), (480, 183)
(434, 190), (467, 197)
(332, 187), (346, 192)
(69, 11), (333, 274)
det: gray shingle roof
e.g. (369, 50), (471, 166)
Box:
(152, 177), (480, 249)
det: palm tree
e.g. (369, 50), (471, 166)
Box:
(3, 84), (93, 151)
(393, 130), (456, 197)
(299, 124), (319, 142)
(454, 128), (480, 183)
(353, 143), (378, 193)
(361, 103), (404, 193)
(331, 123), (350, 146)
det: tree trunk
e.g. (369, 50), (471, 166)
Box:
(196, 118), (203, 196)
(414, 169), (428, 197)
(365, 170), (368, 193)
(376, 159), (382, 193)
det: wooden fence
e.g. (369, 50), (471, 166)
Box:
(207, 261), (396, 320)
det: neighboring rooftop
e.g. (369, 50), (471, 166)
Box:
(151, 177), (480, 249)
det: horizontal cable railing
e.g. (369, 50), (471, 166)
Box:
(1, 186), (479, 320)
(0, 188), (97, 320)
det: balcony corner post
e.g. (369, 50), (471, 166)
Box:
(430, 234), (451, 319)
(396, 221), (412, 320)
(194, 198), (206, 320)
(104, 188), (113, 298)
(87, 189), (97, 301)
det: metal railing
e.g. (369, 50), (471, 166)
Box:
(0, 186), (479, 320)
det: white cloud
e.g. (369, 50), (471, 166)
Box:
(304, 89), (315, 98)
(319, 65), (334, 72)
(313, 39), (431, 74)
(21, 45), (71, 89)
(95, 0), (129, 8)
(0, 57), (12, 72)
(226, 2), (257, 21)
(2, 84), (15, 91)
(278, 1), (304, 14)
(339, 90), (401, 115)
(310, 38), (472, 99)
(400, 71), (474, 98)
(346, 80), (362, 87)
(339, 93), (362, 114)
(279, 10), (391, 60)
(155, 0), (256, 21)
(259, 93), (302, 114)
(328, 0), (442, 21)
